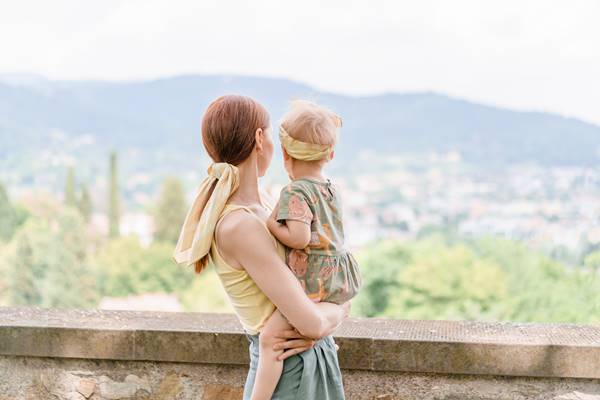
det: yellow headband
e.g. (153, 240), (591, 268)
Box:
(279, 126), (334, 161)
(173, 162), (239, 272)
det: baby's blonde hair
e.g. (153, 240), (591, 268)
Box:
(280, 100), (342, 148)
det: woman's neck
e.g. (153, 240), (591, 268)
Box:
(229, 156), (262, 207)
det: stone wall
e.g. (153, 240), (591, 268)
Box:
(1, 307), (599, 400)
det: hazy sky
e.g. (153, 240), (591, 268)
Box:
(1, 0), (599, 124)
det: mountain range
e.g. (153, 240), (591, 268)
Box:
(2, 74), (600, 173)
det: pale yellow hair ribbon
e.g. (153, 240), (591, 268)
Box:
(173, 162), (239, 271)
(279, 126), (334, 161)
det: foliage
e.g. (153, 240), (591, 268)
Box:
(584, 250), (600, 275)
(388, 238), (507, 320)
(95, 236), (195, 297)
(0, 243), (8, 305)
(1, 208), (98, 308)
(354, 234), (600, 323)
(471, 237), (600, 323)
(179, 267), (234, 313)
(0, 183), (28, 242)
(352, 240), (410, 317)
(153, 177), (187, 244)
(354, 236), (507, 320)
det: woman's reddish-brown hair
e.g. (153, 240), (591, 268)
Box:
(202, 95), (270, 166)
(191, 95), (269, 273)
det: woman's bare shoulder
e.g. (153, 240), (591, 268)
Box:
(216, 209), (273, 258)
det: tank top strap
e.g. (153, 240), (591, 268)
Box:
(220, 203), (253, 218)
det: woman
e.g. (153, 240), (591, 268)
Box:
(174, 94), (349, 399)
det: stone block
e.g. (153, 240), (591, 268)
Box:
(202, 384), (244, 400)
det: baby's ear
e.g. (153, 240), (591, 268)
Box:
(282, 146), (291, 160)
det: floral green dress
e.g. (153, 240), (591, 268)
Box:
(276, 178), (361, 304)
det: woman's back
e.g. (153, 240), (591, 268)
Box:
(211, 204), (282, 334)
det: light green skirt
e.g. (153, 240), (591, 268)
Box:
(243, 334), (345, 400)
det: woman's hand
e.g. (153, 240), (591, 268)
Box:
(273, 329), (315, 361)
(272, 302), (350, 360)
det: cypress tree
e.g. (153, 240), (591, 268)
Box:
(154, 177), (187, 243)
(78, 184), (93, 223)
(64, 166), (76, 207)
(108, 151), (120, 238)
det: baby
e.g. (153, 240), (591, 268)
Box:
(251, 100), (362, 400)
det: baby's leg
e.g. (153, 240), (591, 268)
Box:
(251, 310), (291, 400)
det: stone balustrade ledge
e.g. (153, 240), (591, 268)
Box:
(1, 307), (600, 379)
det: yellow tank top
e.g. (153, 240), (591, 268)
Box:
(210, 204), (285, 334)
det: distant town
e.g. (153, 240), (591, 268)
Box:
(7, 147), (600, 267)
(336, 152), (600, 264)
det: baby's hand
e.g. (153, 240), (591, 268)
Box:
(268, 200), (279, 222)
(267, 201), (280, 233)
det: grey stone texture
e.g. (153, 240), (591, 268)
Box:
(1, 307), (600, 399)
(1, 356), (600, 400)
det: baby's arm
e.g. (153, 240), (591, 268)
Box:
(267, 210), (311, 249)
(267, 184), (313, 249)
(251, 310), (294, 400)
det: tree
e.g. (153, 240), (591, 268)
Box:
(354, 234), (600, 323)
(352, 240), (410, 317)
(6, 220), (41, 306)
(95, 236), (194, 297)
(42, 209), (99, 308)
(0, 183), (28, 242)
(64, 166), (77, 207)
(78, 184), (93, 223)
(0, 243), (9, 305)
(4, 209), (99, 308)
(153, 177), (187, 243)
(180, 268), (234, 313)
(464, 236), (600, 323)
(108, 151), (120, 238)
(584, 251), (600, 277)
(0, 183), (17, 242)
(354, 236), (508, 321)
(386, 238), (508, 320)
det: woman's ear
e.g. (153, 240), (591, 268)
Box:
(255, 128), (264, 152)
(329, 150), (335, 161)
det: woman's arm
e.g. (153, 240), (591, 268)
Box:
(217, 211), (346, 339)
